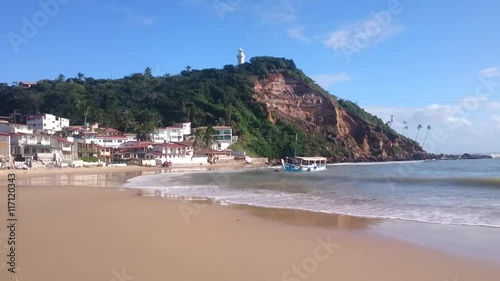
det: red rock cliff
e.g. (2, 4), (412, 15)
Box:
(253, 73), (426, 161)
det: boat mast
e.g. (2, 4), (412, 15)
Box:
(294, 134), (297, 159)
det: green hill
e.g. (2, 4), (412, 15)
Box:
(0, 57), (425, 161)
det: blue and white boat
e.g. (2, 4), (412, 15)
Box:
(281, 156), (328, 172)
(280, 135), (327, 172)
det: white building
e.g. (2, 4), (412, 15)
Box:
(237, 48), (245, 65)
(151, 122), (191, 144)
(146, 142), (206, 165)
(26, 114), (70, 133)
(94, 135), (129, 148)
(194, 126), (238, 150)
(174, 122), (192, 136)
(0, 121), (33, 134)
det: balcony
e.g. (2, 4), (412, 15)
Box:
(13, 138), (37, 145)
(23, 152), (54, 160)
(62, 146), (72, 152)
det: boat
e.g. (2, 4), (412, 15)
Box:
(280, 135), (327, 172)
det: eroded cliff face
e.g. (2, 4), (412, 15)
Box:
(253, 73), (426, 162)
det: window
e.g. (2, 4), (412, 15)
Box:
(223, 130), (231, 135)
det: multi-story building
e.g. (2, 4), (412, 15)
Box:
(0, 121), (33, 134)
(10, 133), (53, 161)
(174, 122), (192, 136)
(26, 114), (70, 133)
(152, 127), (183, 143)
(194, 126), (238, 150)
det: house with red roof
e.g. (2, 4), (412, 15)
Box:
(143, 142), (206, 165)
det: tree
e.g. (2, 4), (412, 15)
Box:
(422, 125), (431, 147)
(76, 99), (92, 129)
(136, 110), (162, 141)
(193, 128), (206, 149)
(415, 124), (423, 141)
(56, 74), (65, 82)
(121, 110), (137, 133)
(401, 121), (407, 135)
(144, 67), (153, 78)
(204, 125), (215, 149)
(76, 72), (85, 81)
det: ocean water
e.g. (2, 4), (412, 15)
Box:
(124, 159), (500, 228)
(123, 159), (500, 262)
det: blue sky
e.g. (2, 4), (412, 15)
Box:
(1, 0), (500, 153)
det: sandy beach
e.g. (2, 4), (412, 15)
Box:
(0, 167), (499, 281)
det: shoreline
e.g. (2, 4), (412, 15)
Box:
(1, 167), (499, 280)
(6, 165), (500, 264)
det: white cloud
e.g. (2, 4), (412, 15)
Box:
(324, 22), (405, 54)
(487, 102), (500, 110)
(363, 100), (500, 154)
(491, 114), (500, 124)
(311, 73), (350, 89)
(479, 67), (500, 78)
(108, 5), (158, 26)
(286, 26), (309, 43)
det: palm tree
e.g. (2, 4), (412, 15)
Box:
(193, 129), (206, 149)
(403, 125), (408, 137)
(76, 72), (85, 81)
(186, 65), (192, 72)
(204, 125), (215, 149)
(138, 110), (162, 141)
(121, 110), (137, 133)
(56, 74), (65, 82)
(415, 124), (423, 141)
(422, 125), (431, 147)
(76, 99), (91, 129)
(390, 114), (394, 127)
(401, 121), (407, 135)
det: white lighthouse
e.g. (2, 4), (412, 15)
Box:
(237, 48), (245, 65)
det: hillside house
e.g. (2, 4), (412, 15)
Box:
(18, 81), (36, 88)
(194, 126), (238, 150)
(26, 114), (69, 133)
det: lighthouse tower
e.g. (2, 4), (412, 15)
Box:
(237, 48), (245, 65)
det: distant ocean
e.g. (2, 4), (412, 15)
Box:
(124, 159), (500, 228)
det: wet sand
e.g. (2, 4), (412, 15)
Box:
(0, 169), (499, 281)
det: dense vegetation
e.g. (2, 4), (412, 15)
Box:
(0, 57), (399, 159)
